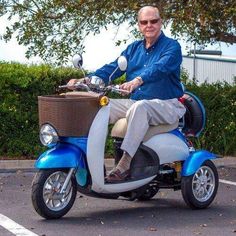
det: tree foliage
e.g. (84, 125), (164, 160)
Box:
(0, 0), (235, 64)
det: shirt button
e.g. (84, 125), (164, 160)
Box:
(146, 52), (149, 55)
(138, 88), (141, 90)
(144, 65), (146, 67)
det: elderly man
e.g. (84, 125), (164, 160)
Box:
(68, 6), (186, 182)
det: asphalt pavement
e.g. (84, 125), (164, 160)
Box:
(0, 156), (235, 236)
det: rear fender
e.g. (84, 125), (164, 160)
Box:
(35, 143), (86, 169)
(182, 150), (217, 176)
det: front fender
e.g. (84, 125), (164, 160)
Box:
(182, 150), (217, 176)
(35, 143), (86, 169)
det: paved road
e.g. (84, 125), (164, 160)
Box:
(0, 166), (235, 236)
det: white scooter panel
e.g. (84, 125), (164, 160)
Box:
(87, 104), (156, 194)
(143, 133), (189, 164)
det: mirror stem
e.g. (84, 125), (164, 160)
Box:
(78, 64), (86, 78)
(108, 66), (118, 85)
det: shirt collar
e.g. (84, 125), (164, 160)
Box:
(143, 31), (165, 50)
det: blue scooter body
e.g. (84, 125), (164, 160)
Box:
(35, 137), (88, 186)
(182, 150), (217, 176)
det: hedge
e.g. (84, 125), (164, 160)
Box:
(0, 62), (235, 158)
(185, 82), (236, 156)
(0, 62), (83, 157)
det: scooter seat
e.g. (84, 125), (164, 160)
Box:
(111, 118), (179, 142)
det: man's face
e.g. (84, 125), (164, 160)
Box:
(138, 9), (162, 42)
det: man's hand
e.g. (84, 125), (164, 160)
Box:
(66, 77), (90, 90)
(119, 77), (143, 94)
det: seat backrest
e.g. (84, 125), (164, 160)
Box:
(178, 92), (206, 137)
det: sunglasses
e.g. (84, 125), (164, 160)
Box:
(139, 18), (160, 25)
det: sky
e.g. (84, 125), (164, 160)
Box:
(0, 16), (236, 71)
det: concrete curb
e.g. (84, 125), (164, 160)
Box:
(212, 156), (236, 167)
(0, 160), (35, 170)
(0, 159), (115, 173)
(0, 157), (235, 173)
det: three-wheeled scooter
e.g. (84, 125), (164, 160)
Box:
(31, 55), (219, 219)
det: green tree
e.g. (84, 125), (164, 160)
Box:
(0, 0), (235, 64)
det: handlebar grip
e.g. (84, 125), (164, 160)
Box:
(59, 82), (82, 89)
(58, 85), (69, 89)
(116, 88), (130, 94)
(111, 85), (130, 94)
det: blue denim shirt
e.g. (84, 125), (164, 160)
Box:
(92, 32), (184, 100)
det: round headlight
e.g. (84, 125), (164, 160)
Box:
(40, 124), (59, 147)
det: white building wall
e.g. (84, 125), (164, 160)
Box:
(182, 56), (236, 84)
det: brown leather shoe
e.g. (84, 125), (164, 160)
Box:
(106, 169), (130, 183)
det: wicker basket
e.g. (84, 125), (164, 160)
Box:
(38, 92), (101, 137)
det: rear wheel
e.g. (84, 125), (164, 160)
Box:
(181, 160), (218, 209)
(31, 169), (77, 219)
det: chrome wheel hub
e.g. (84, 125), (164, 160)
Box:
(192, 166), (215, 202)
(43, 171), (73, 211)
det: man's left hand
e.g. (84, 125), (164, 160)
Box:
(120, 77), (143, 94)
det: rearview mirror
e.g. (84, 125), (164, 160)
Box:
(117, 56), (127, 71)
(72, 54), (83, 68)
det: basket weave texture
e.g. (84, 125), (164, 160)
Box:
(38, 92), (101, 137)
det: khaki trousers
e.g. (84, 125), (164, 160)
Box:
(109, 98), (186, 157)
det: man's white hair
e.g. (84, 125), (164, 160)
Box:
(138, 6), (160, 20)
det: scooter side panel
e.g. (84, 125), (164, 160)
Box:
(35, 143), (85, 169)
(182, 150), (217, 176)
(87, 105), (110, 192)
(86, 105), (157, 194)
(143, 133), (189, 164)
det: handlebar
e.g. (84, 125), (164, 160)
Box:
(59, 82), (130, 95)
(59, 82), (91, 91)
(107, 85), (130, 94)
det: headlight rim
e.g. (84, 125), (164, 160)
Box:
(39, 123), (59, 147)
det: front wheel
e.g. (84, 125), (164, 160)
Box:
(31, 169), (77, 219)
(181, 160), (218, 209)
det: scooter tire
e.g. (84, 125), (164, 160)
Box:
(31, 169), (77, 219)
(181, 160), (219, 209)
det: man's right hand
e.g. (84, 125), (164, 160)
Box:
(66, 78), (89, 90)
